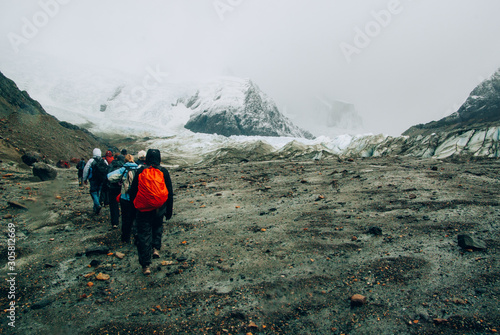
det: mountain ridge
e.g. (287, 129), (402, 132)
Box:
(0, 71), (106, 163)
(184, 78), (315, 139)
(403, 68), (500, 137)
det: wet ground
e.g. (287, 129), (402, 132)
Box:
(0, 156), (499, 334)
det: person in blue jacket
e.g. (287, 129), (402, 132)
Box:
(107, 154), (139, 243)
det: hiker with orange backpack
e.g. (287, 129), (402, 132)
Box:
(129, 149), (173, 275)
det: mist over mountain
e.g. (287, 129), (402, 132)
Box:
(303, 96), (365, 137)
(1, 51), (499, 163)
(351, 69), (500, 159)
(0, 54), (315, 140)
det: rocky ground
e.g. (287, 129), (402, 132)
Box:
(0, 156), (499, 334)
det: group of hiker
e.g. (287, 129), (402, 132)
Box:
(78, 147), (173, 275)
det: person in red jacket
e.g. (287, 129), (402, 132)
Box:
(104, 150), (114, 164)
(129, 149), (173, 275)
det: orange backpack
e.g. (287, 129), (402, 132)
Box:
(133, 167), (169, 212)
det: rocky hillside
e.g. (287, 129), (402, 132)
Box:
(184, 78), (314, 139)
(0, 71), (105, 164)
(404, 68), (500, 137)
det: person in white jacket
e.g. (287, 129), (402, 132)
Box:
(82, 148), (108, 215)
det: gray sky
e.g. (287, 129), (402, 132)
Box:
(1, 0), (500, 136)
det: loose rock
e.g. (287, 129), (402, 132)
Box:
(351, 294), (367, 306)
(457, 234), (487, 250)
(368, 226), (382, 236)
(85, 246), (110, 256)
(95, 273), (110, 281)
(8, 200), (28, 210)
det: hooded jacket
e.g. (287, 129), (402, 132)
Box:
(129, 149), (173, 218)
(104, 150), (114, 164)
(82, 148), (105, 182)
(146, 149), (161, 166)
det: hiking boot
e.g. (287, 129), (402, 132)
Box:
(95, 206), (101, 215)
(142, 266), (151, 275)
(152, 249), (160, 259)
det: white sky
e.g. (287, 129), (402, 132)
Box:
(1, 0), (499, 136)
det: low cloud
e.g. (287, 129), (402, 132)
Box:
(1, 0), (500, 136)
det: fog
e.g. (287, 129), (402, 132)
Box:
(1, 0), (500, 136)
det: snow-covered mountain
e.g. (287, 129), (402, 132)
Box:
(0, 54), (201, 137)
(0, 53), (313, 140)
(183, 77), (314, 139)
(1, 52), (498, 164)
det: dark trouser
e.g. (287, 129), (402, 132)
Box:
(101, 183), (109, 206)
(120, 198), (136, 243)
(136, 209), (163, 267)
(108, 187), (121, 227)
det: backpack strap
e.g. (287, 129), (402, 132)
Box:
(119, 166), (131, 184)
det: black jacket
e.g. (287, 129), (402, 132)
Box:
(129, 149), (173, 219)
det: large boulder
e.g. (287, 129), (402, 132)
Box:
(22, 152), (42, 166)
(33, 162), (57, 181)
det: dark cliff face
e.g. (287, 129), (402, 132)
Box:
(0, 71), (104, 163)
(0, 72), (48, 118)
(455, 69), (500, 123)
(184, 79), (314, 139)
(404, 69), (500, 137)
